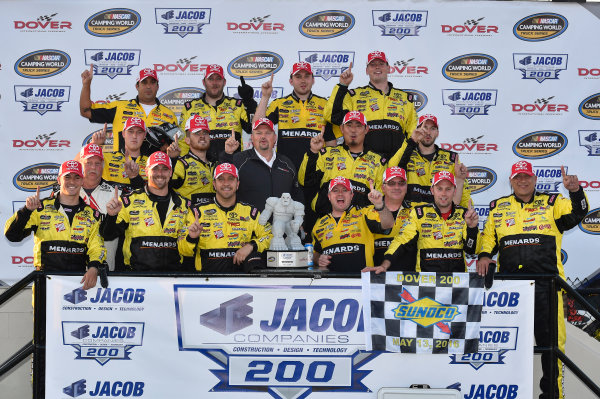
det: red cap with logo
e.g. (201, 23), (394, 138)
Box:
(342, 111), (367, 126)
(418, 114), (439, 128)
(205, 64), (224, 79)
(328, 176), (353, 192)
(80, 143), (104, 161)
(367, 51), (388, 65)
(510, 160), (535, 179)
(137, 68), (158, 83)
(123, 117), (146, 132)
(59, 160), (83, 178)
(146, 151), (172, 171)
(252, 117), (274, 131)
(214, 163), (239, 179)
(291, 62), (313, 76)
(432, 170), (456, 187)
(383, 167), (407, 183)
(185, 115), (211, 133)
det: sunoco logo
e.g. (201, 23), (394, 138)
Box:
(389, 58), (428, 78)
(579, 130), (600, 156)
(371, 10), (427, 40)
(85, 8), (141, 37)
(13, 163), (60, 192)
(441, 17), (498, 36)
(393, 296), (458, 329)
(533, 166), (565, 193)
(14, 13), (72, 32)
(155, 8), (211, 37)
(442, 54), (497, 82)
(512, 131), (567, 159)
(299, 10), (355, 39)
(403, 89), (427, 112)
(14, 50), (70, 79)
(84, 49), (141, 79)
(299, 51), (354, 81)
(158, 87), (204, 118)
(83, 128), (115, 155)
(513, 53), (567, 83)
(14, 85), (70, 115)
(580, 208), (600, 235)
(228, 51), (283, 80)
(578, 93), (600, 120)
(513, 13), (567, 41)
(466, 167), (497, 194)
(442, 89), (497, 118)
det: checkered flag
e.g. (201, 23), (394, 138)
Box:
(464, 17), (484, 26)
(36, 132), (56, 140)
(250, 15), (270, 23)
(177, 56), (197, 65)
(362, 272), (484, 354)
(535, 96), (554, 105)
(106, 92), (127, 102)
(394, 58), (414, 67)
(37, 13), (57, 22)
(464, 135), (484, 144)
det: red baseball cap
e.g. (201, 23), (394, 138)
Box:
(418, 114), (439, 128)
(432, 170), (456, 187)
(328, 176), (353, 192)
(79, 143), (103, 161)
(185, 115), (211, 133)
(252, 117), (274, 131)
(291, 62), (313, 76)
(205, 64), (224, 79)
(214, 163), (238, 179)
(146, 151), (172, 171)
(137, 68), (158, 83)
(123, 117), (146, 132)
(510, 161), (535, 179)
(367, 51), (388, 65)
(59, 160), (83, 178)
(342, 111), (367, 126)
(383, 167), (407, 182)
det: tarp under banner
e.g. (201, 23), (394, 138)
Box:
(2, 0), (600, 284)
(47, 276), (534, 398)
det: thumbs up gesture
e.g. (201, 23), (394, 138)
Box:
(106, 186), (122, 216)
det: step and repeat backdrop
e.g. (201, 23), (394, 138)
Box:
(1, 0), (600, 284)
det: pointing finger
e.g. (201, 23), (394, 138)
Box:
(369, 180), (374, 191)
(469, 199), (474, 210)
(114, 186), (119, 199)
(194, 208), (199, 223)
(240, 76), (245, 86)
(102, 123), (107, 134)
(561, 165), (566, 177)
(348, 61), (353, 72)
(231, 129), (235, 140)
(35, 186), (40, 200)
(89, 64), (93, 74)
(270, 72), (274, 83)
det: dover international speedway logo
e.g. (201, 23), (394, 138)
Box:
(513, 13), (568, 41)
(228, 51), (283, 80)
(512, 131), (567, 159)
(155, 8), (211, 37)
(371, 10), (427, 40)
(85, 8), (141, 37)
(14, 50), (70, 79)
(442, 54), (497, 82)
(299, 10), (355, 39)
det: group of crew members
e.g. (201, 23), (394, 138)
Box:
(4, 50), (588, 399)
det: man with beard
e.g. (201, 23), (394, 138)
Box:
(5, 160), (106, 289)
(299, 111), (386, 216)
(102, 152), (193, 272)
(388, 114), (470, 207)
(80, 66), (177, 152)
(182, 163), (272, 272)
(221, 118), (302, 211)
(312, 176), (393, 273)
(477, 161), (588, 399)
(326, 51), (418, 159)
(368, 171), (479, 273)
(178, 65), (255, 158)
(171, 115), (215, 207)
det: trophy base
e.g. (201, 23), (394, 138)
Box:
(266, 250), (308, 268)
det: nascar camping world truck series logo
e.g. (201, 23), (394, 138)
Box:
(14, 50), (70, 78)
(442, 54), (497, 82)
(228, 51), (283, 79)
(512, 131), (567, 159)
(513, 13), (568, 41)
(299, 10), (355, 39)
(85, 9), (140, 37)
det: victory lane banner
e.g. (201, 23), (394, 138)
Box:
(361, 272), (484, 354)
(46, 275), (533, 398)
